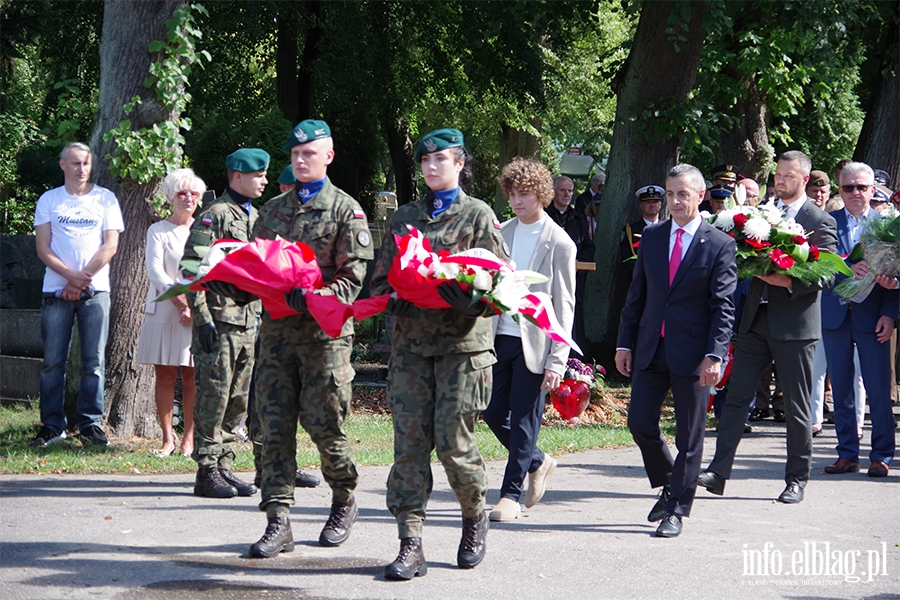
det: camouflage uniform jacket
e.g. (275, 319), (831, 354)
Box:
(370, 191), (508, 357)
(183, 190), (261, 327)
(253, 178), (373, 342)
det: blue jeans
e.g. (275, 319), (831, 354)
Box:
(39, 292), (110, 433)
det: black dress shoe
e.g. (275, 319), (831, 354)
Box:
(773, 409), (786, 422)
(249, 517), (294, 558)
(319, 496), (358, 547)
(295, 469), (321, 488)
(744, 422), (753, 433)
(647, 487), (670, 522)
(457, 510), (488, 569)
(194, 466), (238, 498)
(749, 408), (770, 422)
(384, 537), (427, 580)
(776, 482), (804, 504)
(655, 513), (683, 538)
(219, 468), (258, 496)
(697, 470), (726, 496)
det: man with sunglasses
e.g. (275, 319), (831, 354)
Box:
(820, 162), (897, 478)
(699, 150), (838, 504)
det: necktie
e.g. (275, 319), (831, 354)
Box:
(662, 228), (684, 337)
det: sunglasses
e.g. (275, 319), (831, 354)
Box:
(841, 184), (872, 193)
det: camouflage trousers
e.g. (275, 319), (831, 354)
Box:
(386, 347), (496, 539)
(191, 320), (256, 469)
(254, 314), (358, 518)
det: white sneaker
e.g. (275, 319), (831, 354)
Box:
(489, 497), (521, 521)
(524, 455), (557, 508)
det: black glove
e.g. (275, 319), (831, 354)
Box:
(386, 295), (415, 317)
(205, 280), (254, 305)
(198, 321), (218, 354)
(285, 287), (308, 313)
(437, 280), (491, 318)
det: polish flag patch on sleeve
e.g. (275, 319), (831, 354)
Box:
(493, 219), (501, 230)
(353, 209), (366, 219)
(200, 216), (213, 227)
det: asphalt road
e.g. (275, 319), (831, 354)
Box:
(1, 420), (898, 600)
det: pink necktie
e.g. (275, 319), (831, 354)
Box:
(662, 228), (683, 338)
(669, 228), (684, 285)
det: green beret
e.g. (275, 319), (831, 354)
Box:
(277, 165), (296, 185)
(284, 119), (331, 152)
(414, 128), (465, 163)
(225, 148), (270, 173)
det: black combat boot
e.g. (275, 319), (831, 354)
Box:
(295, 469), (321, 488)
(318, 496), (358, 547)
(457, 510), (488, 569)
(219, 468), (258, 496)
(384, 537), (427, 580)
(194, 466), (238, 498)
(248, 517), (294, 558)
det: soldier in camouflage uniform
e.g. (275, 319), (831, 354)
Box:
(213, 120), (372, 559)
(182, 148), (267, 499)
(370, 129), (509, 580)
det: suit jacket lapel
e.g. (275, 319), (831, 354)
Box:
(529, 220), (552, 271)
(669, 221), (709, 290)
(833, 210), (852, 256)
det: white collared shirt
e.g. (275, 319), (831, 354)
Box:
(845, 206), (872, 246)
(669, 215), (702, 261)
(778, 194), (808, 220)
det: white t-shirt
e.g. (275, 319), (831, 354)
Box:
(34, 184), (125, 293)
(497, 215), (546, 338)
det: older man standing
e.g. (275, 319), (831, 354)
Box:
(821, 162), (897, 478)
(32, 142), (123, 448)
(699, 151), (838, 503)
(616, 164), (736, 537)
(183, 148), (267, 499)
(546, 176), (594, 355)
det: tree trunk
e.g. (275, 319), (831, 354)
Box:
(494, 120), (542, 216)
(853, 17), (899, 186)
(275, 1), (301, 124)
(89, 0), (186, 438)
(717, 76), (772, 183)
(296, 0), (322, 121)
(585, 0), (708, 359)
(385, 111), (417, 206)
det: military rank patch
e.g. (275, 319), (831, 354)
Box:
(353, 209), (366, 219)
(357, 230), (371, 247)
(200, 216), (212, 227)
(275, 212), (291, 224)
(493, 218), (501, 230)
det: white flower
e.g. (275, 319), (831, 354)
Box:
(713, 209), (740, 232)
(783, 220), (805, 235)
(700, 210), (712, 220)
(757, 202), (782, 224)
(734, 184), (747, 206)
(743, 217), (772, 240)
(516, 270), (549, 285)
(472, 269), (493, 291)
(434, 261), (460, 279)
(491, 273), (530, 313)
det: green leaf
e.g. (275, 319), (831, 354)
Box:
(148, 40), (164, 52)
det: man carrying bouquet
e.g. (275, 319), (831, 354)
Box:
(699, 150), (839, 504)
(215, 120), (373, 558)
(821, 162), (897, 478)
(183, 148), (267, 499)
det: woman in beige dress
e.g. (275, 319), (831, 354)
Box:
(136, 168), (204, 457)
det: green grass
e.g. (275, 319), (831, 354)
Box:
(0, 401), (649, 476)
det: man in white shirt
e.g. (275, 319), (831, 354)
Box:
(32, 142), (124, 447)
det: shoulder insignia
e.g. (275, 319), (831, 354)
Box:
(493, 218), (501, 230)
(200, 216), (212, 227)
(353, 209), (366, 220)
(357, 230), (371, 247)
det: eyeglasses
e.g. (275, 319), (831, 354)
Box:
(176, 190), (201, 198)
(841, 184), (872, 193)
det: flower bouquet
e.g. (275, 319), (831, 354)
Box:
(549, 358), (607, 424)
(155, 238), (354, 335)
(355, 225), (582, 352)
(705, 187), (851, 285)
(833, 214), (900, 303)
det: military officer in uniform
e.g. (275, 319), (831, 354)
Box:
(212, 120), (372, 558)
(370, 128), (508, 580)
(182, 148), (267, 499)
(620, 185), (663, 280)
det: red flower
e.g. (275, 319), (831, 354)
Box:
(769, 248), (795, 269)
(744, 237), (772, 250)
(791, 235), (807, 245)
(727, 231), (735, 238)
(809, 245), (820, 260)
(733, 214), (749, 227)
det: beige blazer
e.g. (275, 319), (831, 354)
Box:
(493, 216), (577, 375)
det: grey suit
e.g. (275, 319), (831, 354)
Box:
(707, 196), (838, 488)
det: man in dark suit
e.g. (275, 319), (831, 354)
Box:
(620, 185), (663, 280)
(616, 164), (736, 538)
(573, 171), (605, 215)
(699, 150), (839, 504)
(821, 161), (897, 478)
